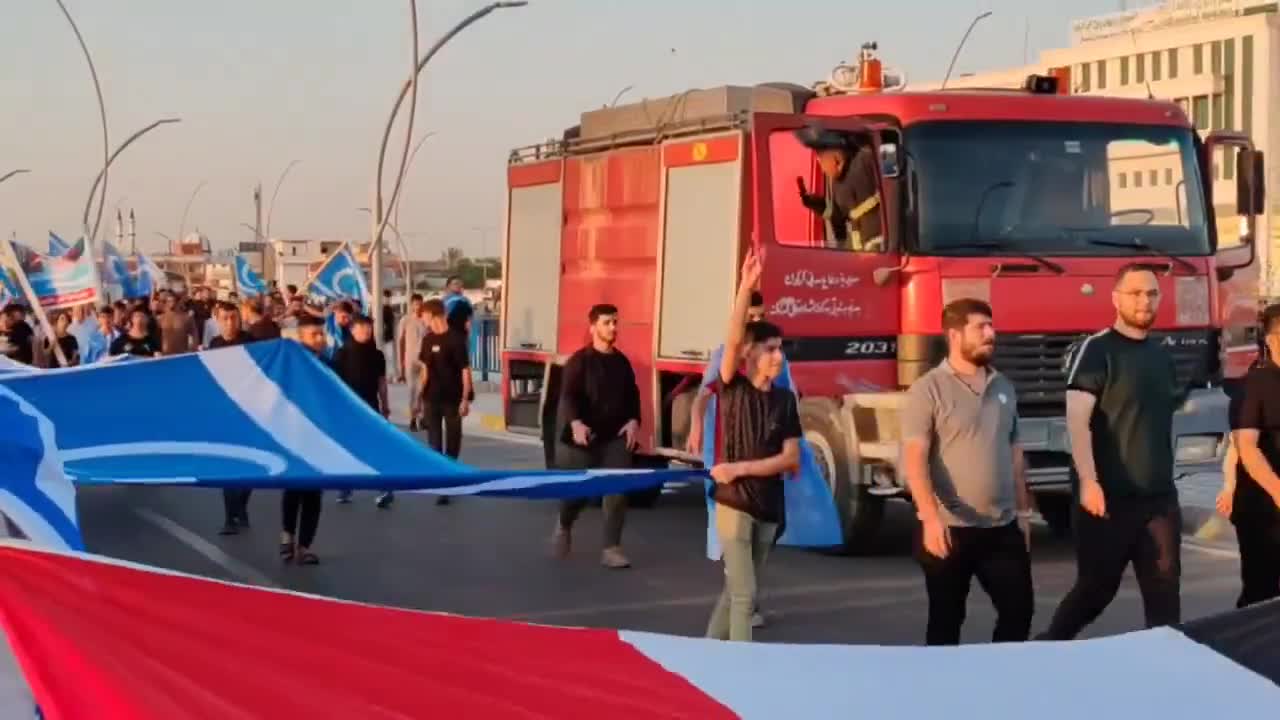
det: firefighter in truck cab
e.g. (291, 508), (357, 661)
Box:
(794, 126), (883, 252)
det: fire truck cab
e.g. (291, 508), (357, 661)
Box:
(500, 46), (1266, 550)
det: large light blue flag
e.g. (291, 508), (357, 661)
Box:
(0, 339), (700, 494)
(234, 254), (268, 297)
(0, 384), (80, 551)
(100, 241), (143, 299)
(700, 346), (843, 560)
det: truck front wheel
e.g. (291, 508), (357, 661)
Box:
(800, 402), (884, 554)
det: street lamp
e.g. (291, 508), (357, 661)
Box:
(357, 207), (411, 312)
(609, 85), (634, 107)
(81, 118), (182, 235)
(0, 169), (31, 186)
(51, 0), (111, 247)
(177, 180), (208, 248)
(395, 131), (438, 229)
(265, 159), (301, 241)
(369, 1), (529, 341)
(941, 11), (993, 89)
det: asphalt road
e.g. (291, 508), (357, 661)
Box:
(78, 429), (1247, 646)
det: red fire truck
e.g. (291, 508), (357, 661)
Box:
(499, 46), (1266, 550)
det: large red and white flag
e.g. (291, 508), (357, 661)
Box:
(0, 542), (1275, 718)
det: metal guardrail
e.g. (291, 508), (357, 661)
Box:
(468, 314), (501, 381)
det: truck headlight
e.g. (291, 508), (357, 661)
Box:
(1175, 434), (1222, 465)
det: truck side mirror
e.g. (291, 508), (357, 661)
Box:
(1237, 148), (1266, 220)
(879, 142), (900, 179)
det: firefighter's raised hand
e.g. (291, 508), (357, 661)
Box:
(795, 176), (808, 199)
(740, 249), (764, 290)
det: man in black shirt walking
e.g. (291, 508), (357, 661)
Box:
(0, 303), (35, 365)
(110, 310), (161, 357)
(552, 303), (641, 569)
(705, 251), (801, 642)
(280, 315), (330, 565)
(1040, 264), (1183, 639)
(1225, 303), (1280, 607)
(206, 301), (256, 534)
(207, 302), (252, 350)
(413, 298), (472, 508)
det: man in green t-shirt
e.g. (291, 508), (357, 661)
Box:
(1039, 264), (1182, 640)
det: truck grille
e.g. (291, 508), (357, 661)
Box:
(993, 330), (1218, 418)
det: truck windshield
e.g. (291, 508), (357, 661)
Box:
(905, 120), (1211, 256)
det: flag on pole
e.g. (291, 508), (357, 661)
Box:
(2, 240), (99, 310)
(304, 245), (369, 309)
(233, 254), (267, 297)
(45, 233), (86, 262)
(132, 253), (166, 297)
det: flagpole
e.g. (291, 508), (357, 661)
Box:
(0, 239), (70, 368)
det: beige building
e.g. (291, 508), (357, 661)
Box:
(928, 0), (1280, 293)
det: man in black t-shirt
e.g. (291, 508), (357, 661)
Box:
(1040, 264), (1182, 640)
(333, 314), (388, 414)
(206, 302), (253, 350)
(109, 310), (161, 357)
(1225, 303), (1280, 608)
(705, 251), (801, 643)
(0, 303), (35, 365)
(205, 302), (255, 535)
(551, 302), (641, 569)
(414, 299), (472, 506)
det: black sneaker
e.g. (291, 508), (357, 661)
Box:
(408, 419), (418, 432)
(237, 513), (250, 529)
(376, 492), (395, 509)
(218, 522), (239, 536)
(435, 496), (451, 506)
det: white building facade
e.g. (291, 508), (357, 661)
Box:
(933, 0), (1280, 294)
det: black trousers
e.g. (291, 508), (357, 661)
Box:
(557, 436), (632, 547)
(914, 521), (1034, 646)
(1233, 518), (1280, 609)
(222, 489), (252, 524)
(281, 490), (322, 548)
(424, 401), (463, 458)
(1041, 496), (1181, 640)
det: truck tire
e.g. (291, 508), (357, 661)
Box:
(800, 402), (884, 554)
(1036, 491), (1073, 537)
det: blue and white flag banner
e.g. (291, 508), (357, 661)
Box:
(133, 253), (166, 297)
(700, 345), (843, 560)
(305, 245), (369, 309)
(0, 385), (80, 550)
(101, 241), (142, 299)
(234, 254), (268, 297)
(3, 239), (99, 310)
(0, 268), (17, 306)
(47, 232), (71, 256)
(0, 340), (701, 494)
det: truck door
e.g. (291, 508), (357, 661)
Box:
(752, 113), (901, 396)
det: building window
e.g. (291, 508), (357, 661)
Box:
(1192, 95), (1210, 130)
(1136, 53), (1146, 83)
(1079, 62), (1092, 92)
(1151, 51), (1162, 81)
(1224, 37), (1237, 178)
(1212, 92), (1225, 130)
(1168, 48), (1179, 79)
(1134, 171), (1143, 188)
(1149, 169), (1159, 187)
(1165, 168), (1174, 186)
(291, 246), (297, 256)
(1119, 173), (1128, 189)
(1194, 44), (1204, 74)
(1120, 56), (1130, 85)
(1096, 60), (1107, 90)
(1211, 40), (1223, 74)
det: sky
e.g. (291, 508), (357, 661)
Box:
(0, 0), (1137, 260)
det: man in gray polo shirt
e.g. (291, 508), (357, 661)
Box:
(901, 298), (1034, 645)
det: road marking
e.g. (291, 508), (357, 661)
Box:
(508, 576), (921, 622)
(1181, 539), (1239, 559)
(134, 507), (279, 588)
